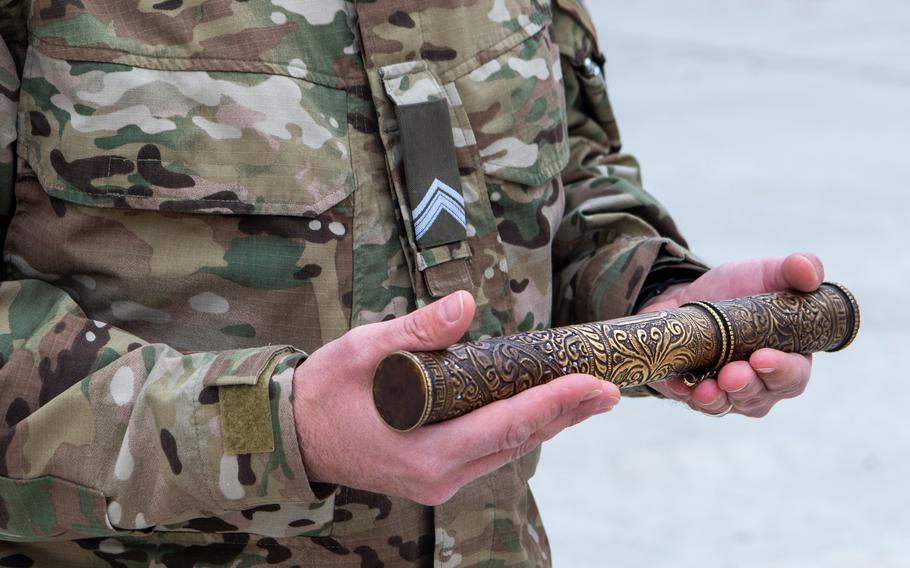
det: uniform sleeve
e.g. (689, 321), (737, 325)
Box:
(0, 25), (326, 541)
(551, 0), (709, 329)
(0, 0), (23, 221)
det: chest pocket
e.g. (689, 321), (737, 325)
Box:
(453, 25), (569, 188)
(18, 49), (353, 217)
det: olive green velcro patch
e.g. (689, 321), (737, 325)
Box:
(220, 370), (275, 455)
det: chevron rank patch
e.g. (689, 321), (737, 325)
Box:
(396, 99), (467, 249)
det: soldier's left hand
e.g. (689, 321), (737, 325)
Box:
(639, 252), (823, 417)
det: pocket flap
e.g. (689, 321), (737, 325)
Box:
(453, 26), (570, 187)
(19, 49), (353, 217)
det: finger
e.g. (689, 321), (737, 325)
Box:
(428, 374), (620, 464)
(718, 362), (770, 412)
(448, 387), (621, 485)
(689, 379), (731, 414)
(649, 376), (694, 400)
(717, 360), (761, 394)
(690, 378), (723, 406)
(749, 349), (812, 398)
(349, 290), (476, 359)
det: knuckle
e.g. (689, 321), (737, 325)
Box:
(556, 407), (591, 434)
(504, 448), (524, 465)
(772, 379), (807, 399)
(401, 310), (435, 345)
(555, 395), (577, 419)
(738, 393), (769, 408)
(745, 405), (772, 418)
(502, 434), (543, 465)
(341, 328), (380, 367)
(344, 323), (370, 345)
(502, 420), (534, 451)
(779, 384), (806, 399)
(514, 437), (543, 461)
(340, 326), (370, 356)
(532, 384), (575, 423)
(565, 409), (589, 429)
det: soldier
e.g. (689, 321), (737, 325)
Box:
(0, 0), (819, 565)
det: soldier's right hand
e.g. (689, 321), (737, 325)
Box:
(291, 290), (620, 505)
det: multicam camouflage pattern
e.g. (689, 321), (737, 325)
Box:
(0, 0), (705, 565)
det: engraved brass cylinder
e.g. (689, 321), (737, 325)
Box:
(372, 283), (860, 431)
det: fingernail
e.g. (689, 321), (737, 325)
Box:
(582, 388), (602, 402)
(441, 292), (463, 323)
(797, 253), (823, 279)
(754, 368), (775, 374)
(597, 396), (620, 413)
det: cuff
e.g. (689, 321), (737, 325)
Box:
(632, 261), (708, 312)
(573, 235), (708, 323)
(200, 346), (332, 511)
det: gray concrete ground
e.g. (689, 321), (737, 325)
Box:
(529, 1), (910, 566)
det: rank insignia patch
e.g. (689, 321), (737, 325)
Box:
(396, 99), (467, 248)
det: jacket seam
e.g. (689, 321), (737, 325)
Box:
(30, 35), (351, 89)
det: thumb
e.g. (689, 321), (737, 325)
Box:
(778, 252), (825, 292)
(358, 290), (476, 357)
(677, 252), (825, 303)
(732, 252), (824, 296)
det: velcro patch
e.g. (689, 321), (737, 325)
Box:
(220, 371), (274, 455)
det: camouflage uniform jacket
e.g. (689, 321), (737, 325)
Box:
(0, 0), (705, 566)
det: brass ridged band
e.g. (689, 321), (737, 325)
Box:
(685, 300), (733, 373)
(412, 351), (434, 431)
(825, 282), (860, 352)
(708, 300), (736, 368)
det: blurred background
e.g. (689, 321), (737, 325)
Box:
(531, 1), (909, 566)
